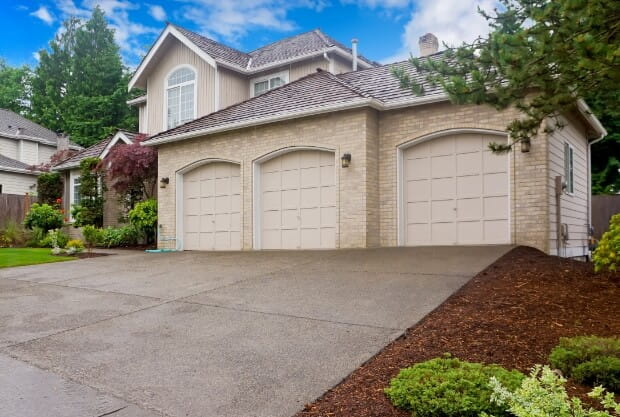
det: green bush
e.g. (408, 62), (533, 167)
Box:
(385, 356), (524, 417)
(100, 226), (139, 248)
(484, 365), (618, 417)
(25, 227), (46, 247)
(40, 229), (69, 249)
(81, 225), (103, 251)
(0, 221), (28, 247)
(549, 336), (620, 390)
(37, 172), (64, 206)
(66, 239), (84, 255)
(24, 203), (64, 232)
(129, 199), (157, 244)
(593, 213), (620, 272)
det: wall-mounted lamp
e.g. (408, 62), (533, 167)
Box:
(520, 139), (531, 153)
(341, 152), (351, 168)
(160, 177), (169, 188)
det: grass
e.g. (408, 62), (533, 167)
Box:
(0, 248), (75, 268)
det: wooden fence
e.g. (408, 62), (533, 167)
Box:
(0, 194), (34, 228)
(592, 195), (620, 239)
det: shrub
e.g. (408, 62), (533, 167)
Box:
(385, 356), (524, 417)
(100, 226), (139, 248)
(40, 229), (69, 249)
(549, 336), (620, 390)
(593, 213), (620, 272)
(66, 239), (84, 255)
(25, 227), (47, 247)
(24, 203), (64, 232)
(72, 157), (106, 227)
(81, 225), (103, 252)
(0, 221), (28, 247)
(129, 199), (157, 244)
(37, 172), (64, 206)
(484, 365), (618, 417)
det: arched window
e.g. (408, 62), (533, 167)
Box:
(166, 67), (196, 129)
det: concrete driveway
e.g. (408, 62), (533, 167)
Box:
(0, 246), (510, 417)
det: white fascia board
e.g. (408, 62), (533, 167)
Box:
(127, 95), (147, 106)
(128, 25), (217, 91)
(100, 131), (134, 160)
(0, 133), (81, 150)
(0, 166), (40, 175)
(576, 98), (607, 142)
(329, 47), (374, 69)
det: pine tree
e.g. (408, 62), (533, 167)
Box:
(0, 59), (32, 114)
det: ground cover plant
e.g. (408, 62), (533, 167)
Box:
(297, 247), (620, 417)
(0, 248), (74, 268)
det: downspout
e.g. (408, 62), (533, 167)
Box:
(587, 132), (606, 254)
(322, 51), (334, 73)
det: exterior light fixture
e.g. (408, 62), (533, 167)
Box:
(520, 139), (531, 153)
(160, 177), (169, 188)
(341, 152), (351, 168)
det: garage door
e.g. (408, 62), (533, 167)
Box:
(260, 150), (336, 249)
(183, 162), (241, 250)
(403, 133), (509, 245)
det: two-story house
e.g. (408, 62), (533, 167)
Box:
(0, 109), (81, 195)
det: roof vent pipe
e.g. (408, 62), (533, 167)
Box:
(16, 127), (24, 136)
(351, 38), (358, 71)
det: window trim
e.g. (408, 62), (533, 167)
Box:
(69, 170), (81, 222)
(250, 70), (289, 97)
(163, 64), (198, 131)
(564, 142), (575, 195)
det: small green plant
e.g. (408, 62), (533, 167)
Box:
(41, 229), (70, 250)
(483, 365), (619, 417)
(385, 356), (524, 417)
(100, 226), (139, 248)
(24, 203), (64, 232)
(549, 336), (620, 391)
(0, 221), (27, 247)
(65, 239), (84, 255)
(128, 199), (157, 244)
(593, 213), (620, 272)
(25, 227), (47, 248)
(81, 225), (102, 253)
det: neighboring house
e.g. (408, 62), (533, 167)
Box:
(133, 25), (605, 257)
(0, 109), (81, 195)
(54, 130), (138, 227)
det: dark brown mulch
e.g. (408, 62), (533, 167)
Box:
(296, 246), (620, 417)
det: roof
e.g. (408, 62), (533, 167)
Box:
(0, 153), (38, 175)
(54, 130), (138, 170)
(0, 109), (81, 150)
(144, 60), (447, 145)
(173, 25), (251, 69)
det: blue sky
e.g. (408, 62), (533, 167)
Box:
(0, 0), (499, 68)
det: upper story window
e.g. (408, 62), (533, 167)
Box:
(166, 67), (196, 129)
(251, 71), (289, 97)
(564, 142), (574, 194)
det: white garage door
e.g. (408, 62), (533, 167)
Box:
(260, 150), (336, 249)
(183, 162), (241, 250)
(403, 133), (509, 245)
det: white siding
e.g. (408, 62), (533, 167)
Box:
(19, 140), (38, 165)
(138, 103), (148, 133)
(38, 144), (57, 164)
(0, 171), (37, 195)
(219, 68), (249, 109)
(547, 114), (590, 257)
(0, 137), (18, 159)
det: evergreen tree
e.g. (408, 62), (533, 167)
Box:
(0, 59), (31, 114)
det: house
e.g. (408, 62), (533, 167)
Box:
(54, 130), (138, 227)
(0, 109), (81, 195)
(132, 25), (605, 257)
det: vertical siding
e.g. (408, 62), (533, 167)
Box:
(219, 68), (249, 109)
(138, 103), (147, 133)
(289, 57), (329, 80)
(146, 37), (215, 135)
(547, 114), (590, 256)
(0, 171), (37, 195)
(0, 137), (18, 159)
(20, 140), (38, 165)
(38, 144), (57, 164)
(333, 55), (354, 74)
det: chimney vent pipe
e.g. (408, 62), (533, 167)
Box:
(419, 33), (439, 56)
(351, 38), (358, 71)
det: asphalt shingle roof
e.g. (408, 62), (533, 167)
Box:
(173, 25), (251, 69)
(0, 109), (81, 149)
(54, 131), (138, 170)
(0, 153), (35, 172)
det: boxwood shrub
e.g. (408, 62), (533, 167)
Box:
(385, 356), (524, 417)
(549, 336), (620, 390)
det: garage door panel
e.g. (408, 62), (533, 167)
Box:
(214, 232), (230, 249)
(215, 177), (231, 195)
(483, 172), (508, 196)
(431, 137), (455, 156)
(456, 135), (481, 153)
(407, 223), (430, 244)
(456, 152), (481, 176)
(484, 219), (508, 242)
(406, 158), (430, 180)
(185, 181), (200, 198)
(431, 177), (455, 200)
(407, 202), (429, 223)
(431, 200), (456, 222)
(263, 191), (281, 211)
(457, 221), (483, 243)
(262, 171), (281, 191)
(431, 155), (455, 177)
(431, 222), (456, 244)
(406, 180), (430, 202)
(457, 198), (482, 220)
(200, 197), (214, 214)
(185, 215), (199, 232)
(457, 175), (482, 198)
(214, 195), (231, 213)
(184, 233), (199, 250)
(200, 215), (214, 233)
(260, 150), (336, 249)
(199, 233), (214, 250)
(200, 179), (215, 196)
(483, 151), (506, 173)
(484, 196), (508, 220)
(215, 213), (230, 230)
(185, 198), (200, 215)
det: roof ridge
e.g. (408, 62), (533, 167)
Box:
(248, 28), (323, 54)
(171, 23), (251, 58)
(325, 71), (374, 99)
(312, 29), (332, 47)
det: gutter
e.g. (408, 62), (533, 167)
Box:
(0, 166), (41, 175)
(0, 133), (82, 150)
(142, 94), (450, 147)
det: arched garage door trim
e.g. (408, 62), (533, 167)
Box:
(253, 146), (337, 249)
(176, 158), (241, 251)
(396, 128), (510, 246)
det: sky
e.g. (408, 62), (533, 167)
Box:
(0, 0), (501, 68)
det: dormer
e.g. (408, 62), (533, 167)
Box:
(128, 23), (377, 136)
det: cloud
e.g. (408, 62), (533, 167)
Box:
(33, 52), (41, 61)
(31, 6), (55, 24)
(148, 4), (166, 21)
(381, 0), (501, 63)
(341, 0), (411, 8)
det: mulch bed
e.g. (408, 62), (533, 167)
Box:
(296, 246), (620, 417)
(75, 252), (110, 259)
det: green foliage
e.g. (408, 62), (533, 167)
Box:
(37, 172), (64, 206)
(549, 336), (620, 390)
(394, 0), (619, 152)
(40, 229), (70, 249)
(72, 157), (106, 227)
(593, 214), (620, 272)
(81, 225), (102, 251)
(385, 356), (524, 417)
(25, 227), (47, 248)
(65, 239), (84, 255)
(588, 89), (620, 194)
(100, 226), (139, 248)
(0, 59), (32, 114)
(0, 221), (28, 248)
(128, 199), (157, 244)
(24, 203), (64, 232)
(484, 365), (619, 417)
